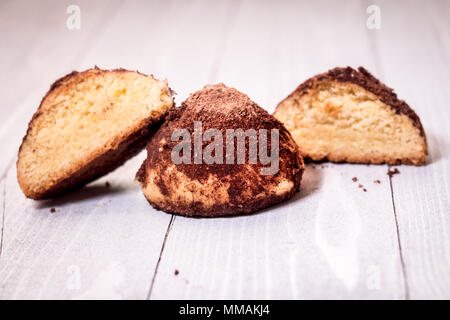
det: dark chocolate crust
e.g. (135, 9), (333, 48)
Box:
(18, 67), (171, 199)
(277, 66), (426, 138)
(138, 84), (304, 217)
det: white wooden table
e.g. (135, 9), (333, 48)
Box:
(0, 0), (449, 300)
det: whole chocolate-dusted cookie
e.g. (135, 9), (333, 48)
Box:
(137, 84), (304, 217)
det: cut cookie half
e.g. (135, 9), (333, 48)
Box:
(17, 67), (174, 199)
(273, 67), (427, 165)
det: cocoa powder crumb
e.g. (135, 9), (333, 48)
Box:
(358, 184), (363, 188)
(50, 208), (56, 213)
(363, 188), (367, 192)
(352, 177), (358, 182)
(174, 269), (179, 276)
(387, 168), (400, 177)
(374, 179), (381, 184)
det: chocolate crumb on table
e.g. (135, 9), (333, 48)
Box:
(50, 208), (56, 213)
(358, 184), (363, 188)
(174, 269), (179, 276)
(374, 179), (381, 184)
(363, 188), (367, 192)
(387, 168), (400, 177)
(352, 177), (358, 182)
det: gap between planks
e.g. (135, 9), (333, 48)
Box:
(363, 0), (410, 299)
(388, 173), (410, 299)
(147, 0), (243, 298)
(147, 214), (176, 300)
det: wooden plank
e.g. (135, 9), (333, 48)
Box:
(77, 0), (243, 101)
(150, 0), (405, 299)
(0, 0), (174, 299)
(1, 0), (448, 300)
(0, 0), (247, 299)
(151, 165), (405, 299)
(0, 0), (124, 178)
(0, 156), (174, 299)
(373, 0), (450, 299)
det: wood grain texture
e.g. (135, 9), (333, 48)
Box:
(0, 0), (247, 300)
(0, 158), (173, 299)
(372, 0), (450, 299)
(150, 0), (405, 300)
(0, 0), (123, 179)
(151, 164), (405, 299)
(0, 0), (448, 299)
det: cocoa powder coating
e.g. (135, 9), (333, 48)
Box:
(138, 84), (304, 217)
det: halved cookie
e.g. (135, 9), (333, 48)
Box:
(17, 67), (173, 199)
(273, 67), (427, 165)
(137, 84), (304, 217)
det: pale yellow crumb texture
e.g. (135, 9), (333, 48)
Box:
(18, 69), (173, 198)
(274, 80), (427, 165)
